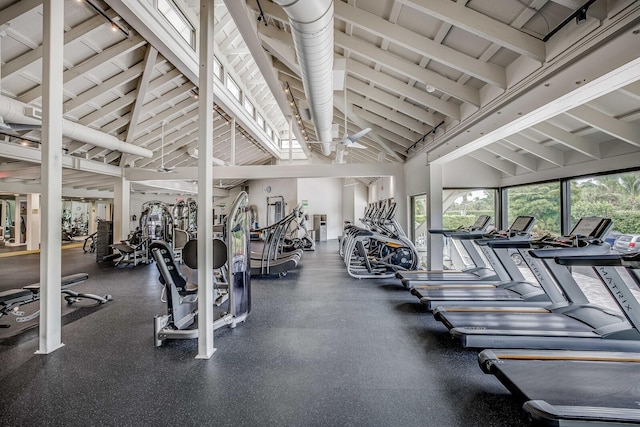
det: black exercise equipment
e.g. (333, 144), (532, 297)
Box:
(0, 273), (111, 327)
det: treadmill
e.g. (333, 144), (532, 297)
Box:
(434, 217), (640, 351)
(396, 214), (493, 287)
(479, 252), (640, 426)
(413, 225), (578, 311)
(402, 215), (535, 288)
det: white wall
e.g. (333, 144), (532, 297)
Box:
(354, 183), (368, 227)
(404, 153), (500, 197)
(246, 178), (297, 228)
(342, 181), (369, 228)
(297, 177), (343, 240)
(443, 156), (501, 188)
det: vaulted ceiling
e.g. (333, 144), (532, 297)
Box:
(0, 0), (639, 198)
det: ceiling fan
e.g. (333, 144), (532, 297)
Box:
(156, 121), (175, 173)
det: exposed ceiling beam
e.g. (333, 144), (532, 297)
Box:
(564, 105), (640, 148)
(125, 46), (158, 143)
(468, 151), (516, 176)
(398, 0), (546, 62)
(502, 134), (565, 166)
(334, 31), (479, 106)
(18, 35), (147, 103)
(2, 14), (108, 79)
(0, 0), (41, 27)
(334, 2), (507, 88)
(125, 162), (404, 181)
(484, 143), (537, 172)
(348, 93), (429, 134)
(63, 61), (146, 114)
(531, 122), (601, 159)
(346, 78), (441, 127)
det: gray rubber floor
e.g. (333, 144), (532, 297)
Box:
(0, 240), (527, 426)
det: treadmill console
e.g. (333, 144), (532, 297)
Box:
(509, 216), (536, 234)
(471, 215), (492, 231)
(535, 217), (613, 248)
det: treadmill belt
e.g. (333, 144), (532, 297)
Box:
(492, 359), (640, 408)
(421, 288), (523, 300)
(404, 272), (482, 282)
(438, 312), (597, 332)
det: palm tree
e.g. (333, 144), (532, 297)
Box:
(618, 173), (640, 210)
(580, 176), (623, 205)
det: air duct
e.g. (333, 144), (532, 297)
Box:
(0, 95), (153, 158)
(273, 0), (334, 156)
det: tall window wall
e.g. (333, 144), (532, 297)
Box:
(570, 170), (640, 235)
(505, 182), (561, 235)
(443, 189), (497, 229)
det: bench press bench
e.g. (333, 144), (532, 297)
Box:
(0, 273), (111, 327)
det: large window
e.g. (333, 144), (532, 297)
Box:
(505, 182), (560, 235)
(443, 189), (496, 229)
(411, 194), (428, 268)
(570, 170), (640, 235)
(156, 0), (195, 47)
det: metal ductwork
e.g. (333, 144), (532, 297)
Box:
(273, 0), (334, 156)
(0, 95), (153, 158)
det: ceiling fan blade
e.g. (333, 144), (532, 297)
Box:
(349, 142), (367, 149)
(156, 165), (176, 173)
(346, 127), (371, 143)
(6, 123), (41, 131)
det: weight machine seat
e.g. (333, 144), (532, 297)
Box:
(0, 289), (32, 305)
(22, 273), (90, 293)
(182, 239), (228, 270)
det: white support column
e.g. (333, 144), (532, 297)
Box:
(13, 198), (22, 245)
(0, 200), (5, 241)
(230, 117), (236, 166)
(393, 172), (408, 235)
(426, 163), (444, 271)
(288, 116), (293, 163)
(26, 193), (40, 251)
(88, 201), (97, 235)
(37, 0), (64, 354)
(196, 0), (215, 359)
(113, 177), (130, 242)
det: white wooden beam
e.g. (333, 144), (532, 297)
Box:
(2, 15), (107, 79)
(0, 0), (41, 27)
(19, 35), (146, 103)
(484, 143), (537, 172)
(346, 78), (441, 127)
(502, 134), (565, 166)
(125, 46), (158, 143)
(565, 104), (640, 148)
(346, 59), (460, 120)
(348, 92), (429, 134)
(63, 62), (146, 114)
(334, 31), (479, 106)
(399, 0), (545, 62)
(532, 122), (601, 159)
(334, 2), (507, 88)
(468, 151), (516, 176)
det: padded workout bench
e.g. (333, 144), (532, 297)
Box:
(0, 273), (111, 327)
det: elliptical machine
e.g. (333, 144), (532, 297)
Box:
(343, 203), (419, 279)
(150, 191), (251, 347)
